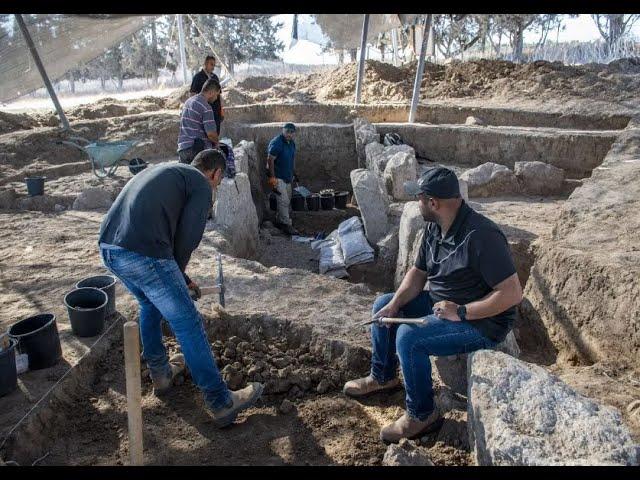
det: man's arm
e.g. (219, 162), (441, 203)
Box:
(202, 105), (219, 146)
(464, 273), (522, 319)
(266, 154), (276, 177)
(173, 186), (212, 282)
(376, 266), (429, 318)
(434, 229), (522, 321)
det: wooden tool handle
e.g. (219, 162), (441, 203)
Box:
(199, 285), (221, 296)
(124, 321), (144, 466)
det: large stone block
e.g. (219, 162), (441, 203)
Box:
(350, 168), (390, 245)
(213, 173), (259, 259)
(514, 160), (565, 196)
(366, 142), (415, 178)
(460, 162), (518, 198)
(383, 151), (418, 201)
(433, 330), (520, 396)
(354, 117), (379, 168)
(236, 140), (267, 224)
(467, 350), (640, 465)
(395, 202), (426, 288)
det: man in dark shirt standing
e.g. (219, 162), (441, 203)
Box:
(343, 166), (523, 444)
(190, 55), (224, 135)
(98, 149), (263, 428)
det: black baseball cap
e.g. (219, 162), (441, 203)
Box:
(404, 166), (461, 199)
(283, 122), (296, 132)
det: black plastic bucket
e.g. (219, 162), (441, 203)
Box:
(25, 177), (45, 196)
(335, 191), (349, 209)
(306, 194), (320, 211)
(0, 335), (18, 397)
(291, 193), (306, 211)
(320, 193), (335, 210)
(76, 275), (117, 316)
(269, 194), (278, 211)
(64, 287), (108, 338)
(9, 314), (62, 370)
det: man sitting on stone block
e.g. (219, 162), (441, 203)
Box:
(343, 166), (523, 444)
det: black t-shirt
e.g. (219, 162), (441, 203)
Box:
(414, 201), (517, 342)
(190, 69), (222, 118)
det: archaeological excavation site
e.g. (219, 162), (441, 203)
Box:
(1, 18), (640, 466)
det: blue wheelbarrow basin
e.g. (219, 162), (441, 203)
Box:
(83, 141), (137, 168)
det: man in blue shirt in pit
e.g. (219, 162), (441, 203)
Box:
(266, 122), (299, 236)
(343, 166), (523, 444)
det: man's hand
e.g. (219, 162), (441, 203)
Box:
(188, 282), (202, 301)
(373, 301), (401, 328)
(268, 176), (278, 190)
(432, 300), (461, 321)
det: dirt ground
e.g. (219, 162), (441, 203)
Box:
(22, 328), (470, 466)
(1, 58), (639, 464)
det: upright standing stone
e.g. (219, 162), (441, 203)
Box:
(395, 201), (426, 287)
(384, 151), (419, 201)
(213, 173), (259, 259)
(350, 168), (390, 245)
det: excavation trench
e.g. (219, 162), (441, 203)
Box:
(1, 103), (636, 465)
(1, 311), (471, 466)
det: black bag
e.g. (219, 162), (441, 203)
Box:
(383, 132), (403, 147)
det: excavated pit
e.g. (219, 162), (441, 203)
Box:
(1, 311), (471, 466)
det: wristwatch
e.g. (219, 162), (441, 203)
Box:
(457, 304), (467, 321)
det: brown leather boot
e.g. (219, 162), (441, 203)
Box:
(151, 353), (186, 396)
(380, 407), (443, 444)
(209, 382), (264, 428)
(343, 375), (401, 398)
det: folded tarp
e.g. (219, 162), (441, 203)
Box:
(338, 216), (375, 268)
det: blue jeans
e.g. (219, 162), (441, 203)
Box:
(371, 292), (496, 421)
(100, 244), (232, 410)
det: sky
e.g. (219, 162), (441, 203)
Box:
(271, 14), (640, 65)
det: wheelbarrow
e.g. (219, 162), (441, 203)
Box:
(57, 136), (139, 179)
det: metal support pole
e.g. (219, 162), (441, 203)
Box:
(177, 14), (189, 85)
(15, 14), (69, 131)
(391, 28), (399, 67)
(354, 14), (370, 105)
(408, 14), (432, 124)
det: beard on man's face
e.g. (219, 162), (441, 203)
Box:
(419, 198), (437, 222)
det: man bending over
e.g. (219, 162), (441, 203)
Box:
(99, 149), (263, 427)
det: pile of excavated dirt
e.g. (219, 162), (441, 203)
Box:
(216, 58), (640, 108)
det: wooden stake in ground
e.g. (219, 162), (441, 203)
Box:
(123, 321), (143, 466)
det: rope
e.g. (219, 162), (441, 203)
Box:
(0, 315), (123, 453)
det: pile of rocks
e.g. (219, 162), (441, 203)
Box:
(211, 335), (348, 399)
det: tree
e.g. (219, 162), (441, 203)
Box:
(185, 15), (284, 74)
(592, 14), (640, 57)
(494, 14), (540, 62)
